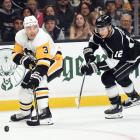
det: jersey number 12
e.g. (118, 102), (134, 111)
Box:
(114, 50), (123, 58)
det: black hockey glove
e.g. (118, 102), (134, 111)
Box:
(28, 71), (42, 89)
(28, 65), (49, 89)
(83, 47), (96, 63)
(20, 55), (36, 69)
(81, 62), (98, 75)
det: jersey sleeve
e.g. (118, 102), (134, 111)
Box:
(12, 42), (24, 65)
(88, 33), (100, 52)
(12, 30), (26, 65)
(12, 27), (24, 65)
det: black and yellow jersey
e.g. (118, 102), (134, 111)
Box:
(12, 28), (57, 68)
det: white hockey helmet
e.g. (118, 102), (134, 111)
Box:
(23, 15), (39, 28)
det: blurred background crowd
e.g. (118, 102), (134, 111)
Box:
(0, 0), (139, 42)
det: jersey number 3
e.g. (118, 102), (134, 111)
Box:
(114, 50), (123, 58)
(43, 46), (48, 53)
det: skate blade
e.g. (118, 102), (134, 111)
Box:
(105, 112), (123, 119)
(40, 118), (54, 125)
(123, 100), (140, 109)
(26, 118), (53, 126)
(10, 118), (31, 123)
(26, 120), (40, 126)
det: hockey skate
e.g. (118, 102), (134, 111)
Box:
(26, 107), (53, 126)
(104, 104), (123, 119)
(122, 91), (140, 109)
(10, 106), (34, 122)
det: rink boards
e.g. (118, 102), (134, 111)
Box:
(0, 42), (140, 110)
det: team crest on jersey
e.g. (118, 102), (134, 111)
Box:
(0, 48), (25, 91)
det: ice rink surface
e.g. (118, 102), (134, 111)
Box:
(0, 106), (140, 140)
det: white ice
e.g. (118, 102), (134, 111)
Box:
(0, 106), (140, 140)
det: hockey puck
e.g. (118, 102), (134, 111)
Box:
(4, 126), (9, 132)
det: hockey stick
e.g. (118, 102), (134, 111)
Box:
(26, 88), (40, 126)
(75, 60), (91, 108)
(26, 65), (40, 126)
(75, 72), (86, 109)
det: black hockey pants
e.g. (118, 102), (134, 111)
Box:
(101, 60), (140, 88)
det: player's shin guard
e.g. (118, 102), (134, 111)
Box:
(11, 88), (33, 122)
(104, 96), (123, 119)
(36, 94), (53, 125)
(27, 88), (53, 126)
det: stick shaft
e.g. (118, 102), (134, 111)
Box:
(33, 89), (40, 124)
(77, 73), (86, 108)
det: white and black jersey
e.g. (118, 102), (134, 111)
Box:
(86, 26), (140, 82)
(88, 26), (140, 69)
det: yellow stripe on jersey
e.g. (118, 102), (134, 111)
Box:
(13, 43), (24, 54)
(12, 43), (24, 60)
(48, 54), (63, 76)
(37, 59), (50, 67)
(53, 53), (63, 60)
(36, 91), (49, 96)
(20, 104), (32, 110)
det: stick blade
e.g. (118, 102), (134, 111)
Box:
(75, 97), (81, 109)
(26, 120), (40, 126)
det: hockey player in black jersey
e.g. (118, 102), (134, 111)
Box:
(81, 15), (140, 119)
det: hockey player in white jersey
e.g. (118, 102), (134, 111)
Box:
(10, 15), (63, 125)
(81, 15), (140, 119)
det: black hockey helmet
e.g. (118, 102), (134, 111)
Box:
(95, 15), (112, 28)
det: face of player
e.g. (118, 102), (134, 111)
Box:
(96, 26), (112, 38)
(25, 25), (39, 40)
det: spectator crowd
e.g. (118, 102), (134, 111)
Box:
(0, 0), (137, 42)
